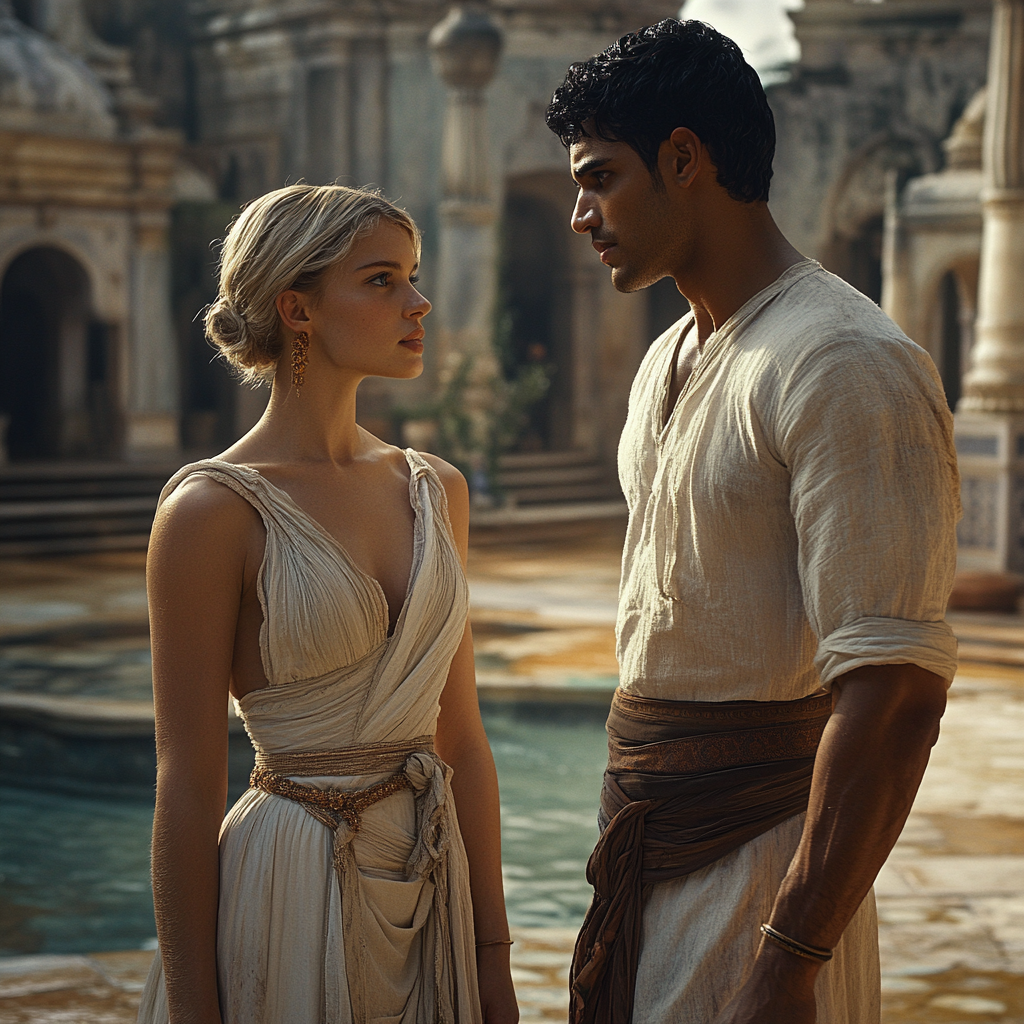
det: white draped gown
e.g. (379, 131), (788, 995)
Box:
(136, 450), (480, 1024)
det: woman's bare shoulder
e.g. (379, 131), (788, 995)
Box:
(416, 453), (469, 549)
(152, 472), (262, 555)
(417, 453), (468, 501)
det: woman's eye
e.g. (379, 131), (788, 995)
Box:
(370, 272), (390, 286)
(410, 275), (420, 285)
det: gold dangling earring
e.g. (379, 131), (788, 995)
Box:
(291, 331), (309, 392)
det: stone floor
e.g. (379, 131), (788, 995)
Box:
(1, 529), (1023, 1022)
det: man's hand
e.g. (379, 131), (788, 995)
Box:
(710, 943), (819, 1024)
(712, 663), (946, 1021)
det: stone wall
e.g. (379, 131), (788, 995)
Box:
(769, 0), (991, 301)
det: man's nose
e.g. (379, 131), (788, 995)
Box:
(572, 193), (600, 235)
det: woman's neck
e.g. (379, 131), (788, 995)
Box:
(233, 367), (370, 467)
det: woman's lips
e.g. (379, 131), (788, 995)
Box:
(399, 332), (424, 354)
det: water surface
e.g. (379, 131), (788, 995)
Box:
(0, 703), (607, 954)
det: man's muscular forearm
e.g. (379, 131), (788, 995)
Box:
(714, 662), (947, 1024)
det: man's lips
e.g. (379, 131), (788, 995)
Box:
(592, 240), (617, 264)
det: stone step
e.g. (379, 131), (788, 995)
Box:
(496, 464), (605, 489)
(497, 450), (600, 470)
(504, 481), (619, 506)
(0, 497), (158, 521)
(0, 453), (622, 554)
(493, 451), (619, 507)
(0, 462), (172, 556)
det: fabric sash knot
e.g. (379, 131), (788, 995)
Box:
(249, 736), (459, 1024)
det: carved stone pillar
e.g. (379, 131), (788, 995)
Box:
(956, 0), (1024, 571)
(428, 5), (503, 495)
(124, 204), (180, 458)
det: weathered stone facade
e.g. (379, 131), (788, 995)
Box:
(768, 0), (991, 304)
(3, 0), (1011, 496)
(0, 0), (180, 461)
(179, 0), (683, 468)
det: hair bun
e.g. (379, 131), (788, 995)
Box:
(205, 300), (251, 360)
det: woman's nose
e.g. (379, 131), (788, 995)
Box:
(409, 289), (431, 318)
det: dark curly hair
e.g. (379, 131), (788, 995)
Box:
(545, 19), (775, 203)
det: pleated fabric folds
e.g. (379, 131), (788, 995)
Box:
(137, 450), (480, 1024)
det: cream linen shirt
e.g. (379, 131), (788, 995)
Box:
(617, 260), (960, 703)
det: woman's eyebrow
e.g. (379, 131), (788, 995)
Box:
(354, 259), (419, 273)
(355, 259), (403, 271)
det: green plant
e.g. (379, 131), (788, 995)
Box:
(394, 353), (551, 503)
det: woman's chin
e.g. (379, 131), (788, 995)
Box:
(371, 356), (424, 381)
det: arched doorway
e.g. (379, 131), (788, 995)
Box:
(499, 188), (573, 451)
(938, 270), (962, 409)
(830, 214), (885, 304)
(0, 247), (118, 460)
(932, 265), (978, 412)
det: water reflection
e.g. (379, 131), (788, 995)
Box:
(0, 701), (609, 954)
(484, 701), (607, 929)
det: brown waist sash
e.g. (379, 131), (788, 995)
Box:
(570, 689), (832, 1024)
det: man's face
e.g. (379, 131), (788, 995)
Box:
(569, 135), (679, 293)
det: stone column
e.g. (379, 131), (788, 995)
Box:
(956, 0), (1024, 571)
(881, 169), (913, 338)
(124, 205), (180, 458)
(428, 5), (503, 496)
(122, 131), (181, 459)
(350, 33), (389, 188)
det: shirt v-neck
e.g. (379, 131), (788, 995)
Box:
(656, 260), (819, 443)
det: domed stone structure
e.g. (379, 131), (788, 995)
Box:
(0, 0), (114, 137)
(0, 0), (180, 462)
(943, 88), (987, 172)
(882, 85), (989, 415)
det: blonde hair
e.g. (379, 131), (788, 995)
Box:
(205, 184), (421, 384)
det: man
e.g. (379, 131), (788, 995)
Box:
(545, 19), (959, 1024)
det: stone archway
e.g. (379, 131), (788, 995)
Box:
(825, 132), (939, 303)
(836, 213), (886, 304)
(0, 246), (118, 460)
(931, 260), (979, 411)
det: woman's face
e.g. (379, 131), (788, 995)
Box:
(302, 220), (430, 381)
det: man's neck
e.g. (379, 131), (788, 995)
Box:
(677, 205), (805, 346)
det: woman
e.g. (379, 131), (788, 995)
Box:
(137, 184), (518, 1024)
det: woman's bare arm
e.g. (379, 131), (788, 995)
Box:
(428, 458), (518, 1024)
(147, 479), (261, 1024)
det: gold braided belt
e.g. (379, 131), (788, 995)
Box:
(249, 734), (434, 834)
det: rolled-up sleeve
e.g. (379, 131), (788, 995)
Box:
(775, 334), (961, 685)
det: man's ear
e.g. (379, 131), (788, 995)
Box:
(276, 289), (313, 334)
(660, 127), (703, 189)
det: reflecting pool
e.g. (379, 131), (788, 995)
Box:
(0, 701), (608, 955)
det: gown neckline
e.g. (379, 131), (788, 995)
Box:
(205, 449), (423, 643)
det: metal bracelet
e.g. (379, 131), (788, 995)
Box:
(760, 923), (833, 963)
